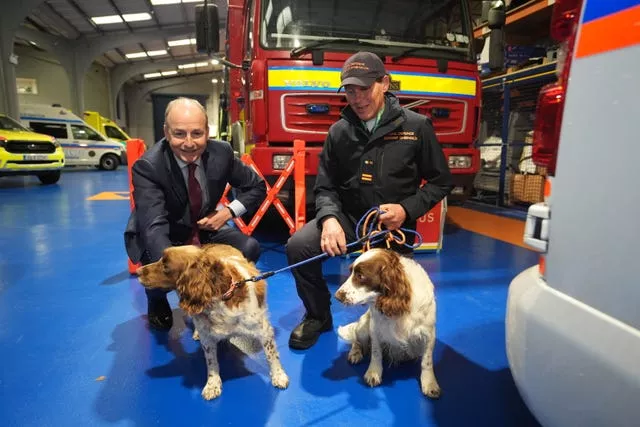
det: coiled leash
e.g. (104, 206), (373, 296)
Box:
(221, 207), (423, 300)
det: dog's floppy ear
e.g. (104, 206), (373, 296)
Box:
(374, 253), (411, 317)
(176, 257), (219, 315)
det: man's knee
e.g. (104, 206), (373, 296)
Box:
(241, 237), (261, 263)
(286, 222), (319, 262)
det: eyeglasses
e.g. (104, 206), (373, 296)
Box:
(168, 128), (206, 140)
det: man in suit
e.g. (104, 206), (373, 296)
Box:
(124, 97), (266, 330)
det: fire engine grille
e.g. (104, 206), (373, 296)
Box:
(5, 141), (56, 154)
(282, 94), (467, 136)
(397, 97), (467, 135)
(282, 94), (345, 133)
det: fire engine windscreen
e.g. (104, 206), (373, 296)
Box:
(260, 0), (473, 60)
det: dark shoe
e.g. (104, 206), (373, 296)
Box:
(288, 313), (332, 350)
(147, 297), (173, 330)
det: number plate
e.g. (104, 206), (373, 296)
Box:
(23, 154), (49, 161)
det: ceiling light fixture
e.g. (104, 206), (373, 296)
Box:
(122, 13), (152, 22)
(150, 0), (181, 5)
(178, 61), (210, 69)
(168, 38), (196, 47)
(91, 15), (123, 25)
(146, 50), (168, 56)
(125, 52), (148, 59)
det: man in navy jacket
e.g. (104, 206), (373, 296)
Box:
(286, 52), (453, 349)
(124, 97), (266, 330)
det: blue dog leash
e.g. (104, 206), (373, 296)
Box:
(221, 207), (423, 300)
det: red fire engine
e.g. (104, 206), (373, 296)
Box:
(197, 0), (491, 211)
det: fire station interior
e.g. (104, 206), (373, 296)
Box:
(2, 1), (636, 426)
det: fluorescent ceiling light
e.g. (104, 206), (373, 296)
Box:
(147, 50), (168, 56)
(125, 52), (148, 59)
(144, 72), (162, 79)
(168, 38), (196, 47)
(151, 0), (202, 4)
(91, 15), (123, 25)
(211, 59), (219, 65)
(122, 13), (152, 22)
(178, 61), (209, 69)
(162, 70), (178, 76)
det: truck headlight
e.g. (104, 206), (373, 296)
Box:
(448, 155), (471, 169)
(273, 154), (292, 170)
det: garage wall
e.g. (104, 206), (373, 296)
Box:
(13, 45), (111, 118)
(124, 76), (220, 147)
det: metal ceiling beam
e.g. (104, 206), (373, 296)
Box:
(114, 47), (131, 63)
(25, 16), (50, 35)
(140, 0), (176, 61)
(41, 1), (82, 39)
(65, 0), (103, 35)
(106, 0), (134, 32)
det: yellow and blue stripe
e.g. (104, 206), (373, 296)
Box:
(576, 0), (640, 58)
(267, 66), (477, 98)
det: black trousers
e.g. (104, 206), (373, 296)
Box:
(142, 223), (261, 301)
(285, 212), (359, 319)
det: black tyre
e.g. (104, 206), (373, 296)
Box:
(38, 170), (61, 185)
(99, 154), (119, 171)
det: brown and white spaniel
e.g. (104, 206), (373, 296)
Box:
(136, 243), (289, 400)
(334, 248), (441, 398)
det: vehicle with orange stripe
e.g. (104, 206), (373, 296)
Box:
(506, 0), (640, 424)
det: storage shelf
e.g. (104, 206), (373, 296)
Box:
(474, 0), (556, 39)
(482, 60), (557, 88)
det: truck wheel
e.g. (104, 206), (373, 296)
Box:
(99, 154), (119, 171)
(38, 170), (61, 185)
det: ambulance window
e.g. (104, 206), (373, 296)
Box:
(29, 122), (68, 139)
(105, 125), (127, 140)
(70, 124), (104, 141)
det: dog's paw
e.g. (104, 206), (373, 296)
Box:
(348, 345), (363, 364)
(201, 377), (222, 400)
(364, 367), (382, 387)
(192, 329), (200, 341)
(420, 375), (441, 399)
(271, 369), (289, 389)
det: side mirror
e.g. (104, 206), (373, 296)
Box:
(487, 5), (506, 70)
(195, 4), (220, 54)
(488, 29), (505, 70)
(488, 7), (506, 29)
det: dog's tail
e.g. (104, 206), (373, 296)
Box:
(337, 322), (358, 343)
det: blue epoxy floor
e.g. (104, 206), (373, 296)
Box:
(1, 169), (541, 427)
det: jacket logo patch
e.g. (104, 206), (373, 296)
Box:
(360, 159), (374, 184)
(384, 131), (418, 141)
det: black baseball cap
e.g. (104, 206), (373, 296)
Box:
(338, 51), (387, 91)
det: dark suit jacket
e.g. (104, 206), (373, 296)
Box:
(124, 138), (266, 263)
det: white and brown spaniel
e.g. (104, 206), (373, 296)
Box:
(136, 243), (289, 400)
(334, 248), (441, 398)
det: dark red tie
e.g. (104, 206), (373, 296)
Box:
(187, 163), (202, 245)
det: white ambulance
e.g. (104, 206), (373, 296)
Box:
(20, 104), (125, 170)
(505, 0), (640, 425)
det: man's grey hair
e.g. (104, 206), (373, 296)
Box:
(164, 97), (209, 127)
